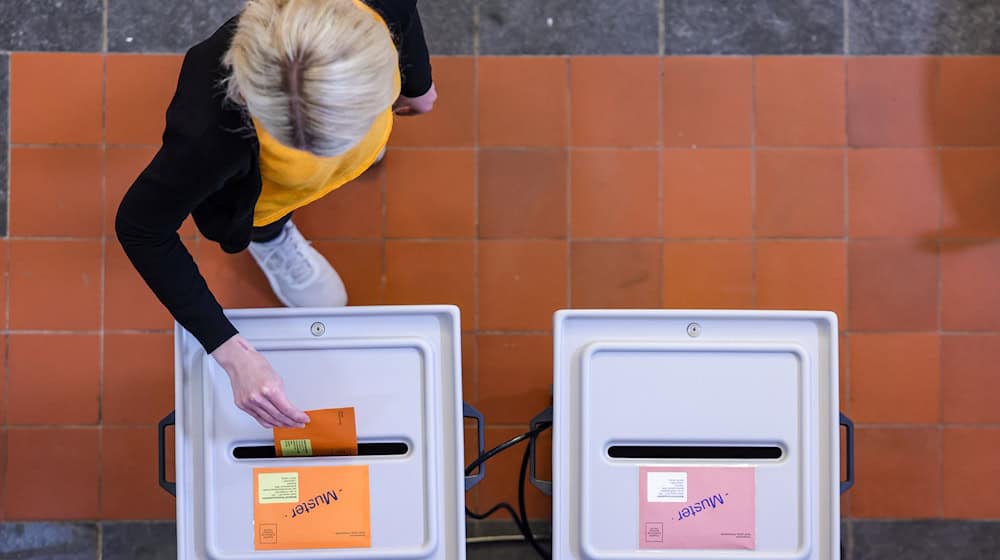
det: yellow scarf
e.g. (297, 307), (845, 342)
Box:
(251, 0), (397, 227)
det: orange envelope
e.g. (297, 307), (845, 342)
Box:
(253, 465), (371, 550)
(273, 408), (358, 457)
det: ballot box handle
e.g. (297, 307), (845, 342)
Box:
(463, 402), (486, 491)
(840, 412), (855, 494)
(158, 411), (177, 497)
(529, 407), (553, 496)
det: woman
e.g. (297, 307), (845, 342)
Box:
(116, 0), (437, 429)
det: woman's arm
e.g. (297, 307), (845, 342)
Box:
(374, 0), (436, 113)
(115, 45), (308, 429)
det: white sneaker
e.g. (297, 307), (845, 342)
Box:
(248, 221), (348, 308)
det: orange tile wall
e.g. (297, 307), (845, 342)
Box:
(1, 53), (999, 522)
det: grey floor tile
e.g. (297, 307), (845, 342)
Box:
(419, 0), (475, 55)
(0, 0), (103, 51)
(849, 0), (1000, 54)
(108, 0), (244, 52)
(0, 53), (8, 237)
(101, 522), (177, 560)
(479, 0), (659, 55)
(0, 523), (98, 560)
(664, 0), (844, 54)
(853, 520), (1000, 560)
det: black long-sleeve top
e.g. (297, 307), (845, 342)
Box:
(115, 1), (432, 353)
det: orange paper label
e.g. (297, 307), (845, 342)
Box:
(253, 465), (371, 550)
(274, 408), (359, 457)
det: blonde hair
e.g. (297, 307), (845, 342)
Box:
(224, 0), (400, 156)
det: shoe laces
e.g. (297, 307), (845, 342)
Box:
(258, 230), (316, 288)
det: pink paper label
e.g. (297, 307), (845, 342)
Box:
(639, 466), (756, 550)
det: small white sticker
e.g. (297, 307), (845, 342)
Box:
(647, 471), (687, 503)
(258, 472), (300, 504)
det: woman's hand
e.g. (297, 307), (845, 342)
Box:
(211, 334), (310, 429)
(393, 82), (438, 116)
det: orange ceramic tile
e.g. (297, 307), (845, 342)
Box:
(10, 53), (103, 144)
(663, 241), (754, 309)
(850, 428), (941, 518)
(312, 241), (384, 306)
(479, 57), (568, 147)
(479, 149), (568, 239)
(9, 147), (103, 237)
(571, 242), (662, 309)
(756, 241), (847, 321)
(571, 150), (659, 238)
(462, 335), (476, 404)
(848, 240), (939, 331)
(385, 149), (475, 238)
(755, 149), (845, 238)
(848, 149), (941, 238)
(939, 149), (1000, 238)
(570, 57), (659, 147)
(477, 335), (553, 424)
(197, 242), (281, 310)
(103, 334), (174, 425)
(942, 335), (1000, 423)
(943, 428), (1000, 519)
(105, 146), (196, 239)
(102, 427), (176, 519)
(8, 335), (100, 425)
(941, 242), (1000, 331)
(390, 57), (475, 147)
(849, 333), (940, 424)
(478, 241), (567, 331)
(839, 334), (849, 416)
(384, 241), (475, 330)
(755, 57), (846, 147)
(847, 57), (935, 147)
(463, 426), (480, 509)
(476, 427), (552, 519)
(663, 57), (753, 147)
(0, 340), (5, 422)
(106, 54), (184, 144)
(933, 57), (1000, 146)
(294, 167), (384, 240)
(104, 241), (174, 331)
(3, 428), (99, 520)
(9, 240), (101, 331)
(663, 150), (752, 238)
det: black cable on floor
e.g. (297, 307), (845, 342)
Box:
(464, 422), (553, 559)
(518, 428), (551, 559)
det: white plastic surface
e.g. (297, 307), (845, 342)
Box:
(173, 306), (467, 559)
(552, 310), (840, 560)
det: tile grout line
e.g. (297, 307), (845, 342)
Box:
(750, 57), (758, 308)
(15, 142), (1000, 152)
(936, 142), (945, 518)
(378, 170), (386, 305)
(98, 1), (108, 555)
(1, 189), (8, 521)
(5, 53), (10, 241)
(471, 48), (481, 421)
(472, 0), (481, 58)
(97, 45), (109, 553)
(842, 54), (851, 425)
(657, 0), (666, 56)
(565, 57), (572, 309)
(843, 0), (850, 56)
(657, 54), (665, 307)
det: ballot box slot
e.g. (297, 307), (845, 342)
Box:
(606, 444), (784, 461)
(231, 441), (410, 459)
